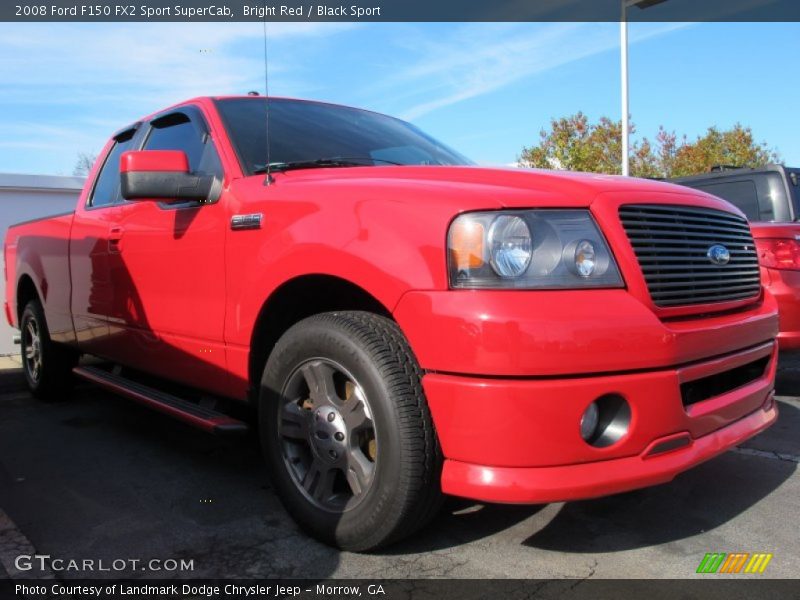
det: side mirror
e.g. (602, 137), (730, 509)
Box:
(119, 150), (217, 202)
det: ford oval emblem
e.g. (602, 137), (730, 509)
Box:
(707, 244), (731, 266)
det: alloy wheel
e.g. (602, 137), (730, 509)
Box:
(278, 358), (378, 512)
(23, 318), (42, 382)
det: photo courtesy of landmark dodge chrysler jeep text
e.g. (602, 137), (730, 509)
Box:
(3, 97), (779, 550)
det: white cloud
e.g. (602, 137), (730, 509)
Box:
(360, 22), (691, 121)
(0, 22), (354, 109)
(0, 21), (690, 174)
(0, 22), (355, 173)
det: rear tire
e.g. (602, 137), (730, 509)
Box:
(20, 300), (78, 401)
(259, 311), (443, 551)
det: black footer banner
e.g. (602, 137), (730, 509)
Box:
(3, 578), (800, 600)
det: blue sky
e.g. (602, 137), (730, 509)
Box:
(0, 21), (798, 175)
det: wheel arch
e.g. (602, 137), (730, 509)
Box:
(248, 274), (394, 399)
(16, 273), (40, 323)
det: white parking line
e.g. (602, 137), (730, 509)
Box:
(0, 507), (53, 579)
(775, 395), (800, 405)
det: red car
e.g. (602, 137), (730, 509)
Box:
(675, 165), (800, 352)
(4, 97), (779, 550)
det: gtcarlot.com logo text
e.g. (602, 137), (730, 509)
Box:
(15, 554), (194, 573)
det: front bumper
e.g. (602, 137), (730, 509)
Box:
(424, 341), (777, 503)
(441, 397), (776, 503)
(394, 289), (778, 377)
(394, 287), (779, 503)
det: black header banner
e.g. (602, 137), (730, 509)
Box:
(3, 0), (800, 22)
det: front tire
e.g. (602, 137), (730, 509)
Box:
(259, 311), (442, 551)
(20, 300), (78, 400)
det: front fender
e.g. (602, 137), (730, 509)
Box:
(224, 192), (453, 348)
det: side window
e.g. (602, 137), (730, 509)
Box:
(88, 129), (136, 208)
(142, 112), (222, 178)
(755, 172), (789, 222)
(696, 180), (760, 221)
(790, 170), (800, 221)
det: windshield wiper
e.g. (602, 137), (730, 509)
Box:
(253, 156), (403, 174)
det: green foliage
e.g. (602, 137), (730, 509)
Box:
(519, 114), (781, 178)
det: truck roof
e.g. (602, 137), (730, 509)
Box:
(673, 164), (797, 183)
(138, 95), (389, 123)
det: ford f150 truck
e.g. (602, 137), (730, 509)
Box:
(674, 165), (800, 351)
(4, 97), (779, 551)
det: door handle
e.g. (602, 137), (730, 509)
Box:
(109, 227), (123, 253)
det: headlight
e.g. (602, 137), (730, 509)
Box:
(448, 210), (624, 289)
(488, 215), (532, 277)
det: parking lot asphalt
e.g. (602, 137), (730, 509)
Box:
(0, 354), (797, 580)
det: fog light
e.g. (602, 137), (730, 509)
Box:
(580, 402), (600, 441)
(581, 394), (631, 447)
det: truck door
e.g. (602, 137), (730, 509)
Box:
(69, 127), (137, 358)
(108, 108), (229, 396)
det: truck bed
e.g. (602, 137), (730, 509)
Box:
(4, 212), (75, 341)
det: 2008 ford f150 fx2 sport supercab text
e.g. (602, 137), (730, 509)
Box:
(3, 97), (779, 550)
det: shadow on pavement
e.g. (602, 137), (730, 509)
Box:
(1, 352), (797, 569)
(0, 385), (343, 579)
(379, 499), (543, 555)
(0, 367), (25, 394)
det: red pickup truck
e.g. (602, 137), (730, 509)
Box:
(4, 96), (779, 551)
(674, 165), (800, 351)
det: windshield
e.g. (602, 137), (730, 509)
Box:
(215, 98), (473, 175)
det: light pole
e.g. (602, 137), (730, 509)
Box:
(621, 0), (668, 176)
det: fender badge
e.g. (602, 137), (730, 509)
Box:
(231, 213), (263, 230)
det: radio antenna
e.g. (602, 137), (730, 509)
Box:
(262, 10), (273, 185)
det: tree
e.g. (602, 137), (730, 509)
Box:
(667, 124), (780, 177)
(519, 115), (780, 178)
(519, 112), (623, 174)
(73, 152), (97, 177)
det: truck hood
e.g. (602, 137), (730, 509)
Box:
(264, 165), (705, 211)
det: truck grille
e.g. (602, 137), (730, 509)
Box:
(619, 205), (761, 307)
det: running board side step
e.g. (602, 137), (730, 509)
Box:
(73, 366), (248, 435)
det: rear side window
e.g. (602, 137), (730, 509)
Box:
(143, 113), (205, 169)
(142, 112), (222, 177)
(88, 129), (136, 208)
(695, 180), (760, 220)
